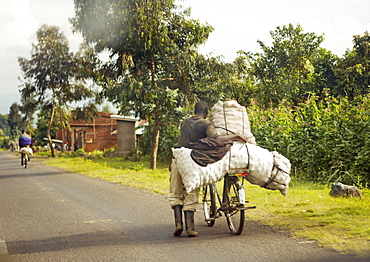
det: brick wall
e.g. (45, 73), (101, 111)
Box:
(56, 112), (118, 152)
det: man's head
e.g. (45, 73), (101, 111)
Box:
(21, 129), (26, 134)
(194, 101), (208, 118)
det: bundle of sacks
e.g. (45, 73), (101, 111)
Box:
(19, 147), (33, 155)
(209, 100), (256, 145)
(172, 142), (291, 196)
(172, 100), (291, 196)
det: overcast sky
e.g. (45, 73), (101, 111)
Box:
(1, 0), (370, 114)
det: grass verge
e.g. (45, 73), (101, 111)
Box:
(42, 155), (370, 257)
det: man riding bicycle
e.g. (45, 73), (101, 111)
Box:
(19, 129), (33, 166)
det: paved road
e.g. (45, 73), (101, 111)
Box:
(0, 151), (367, 262)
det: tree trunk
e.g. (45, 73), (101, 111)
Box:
(61, 111), (65, 152)
(150, 102), (160, 170)
(149, 58), (159, 170)
(47, 103), (56, 157)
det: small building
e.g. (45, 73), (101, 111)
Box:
(55, 112), (145, 154)
(110, 115), (139, 156)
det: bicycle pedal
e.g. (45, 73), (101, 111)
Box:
(205, 217), (215, 222)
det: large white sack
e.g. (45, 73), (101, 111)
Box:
(172, 147), (229, 193)
(19, 147), (33, 155)
(226, 143), (291, 196)
(172, 142), (291, 195)
(209, 100), (256, 145)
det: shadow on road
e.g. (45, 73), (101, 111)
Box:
(5, 219), (277, 255)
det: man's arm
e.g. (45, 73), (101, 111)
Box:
(217, 134), (248, 143)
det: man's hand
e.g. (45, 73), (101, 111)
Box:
(237, 135), (248, 143)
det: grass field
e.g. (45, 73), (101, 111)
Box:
(41, 155), (370, 257)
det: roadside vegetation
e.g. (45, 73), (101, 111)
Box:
(1, 0), (369, 257)
(39, 153), (370, 258)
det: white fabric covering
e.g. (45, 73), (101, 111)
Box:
(172, 142), (291, 195)
(19, 147), (33, 155)
(209, 100), (256, 145)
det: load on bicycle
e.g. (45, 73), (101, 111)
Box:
(170, 100), (291, 236)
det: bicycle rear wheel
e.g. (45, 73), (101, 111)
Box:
(202, 184), (217, 227)
(24, 154), (27, 169)
(225, 176), (245, 235)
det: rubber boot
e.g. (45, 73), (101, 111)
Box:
(184, 210), (199, 237)
(172, 205), (183, 236)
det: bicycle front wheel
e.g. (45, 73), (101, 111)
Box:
(202, 184), (217, 227)
(225, 176), (245, 235)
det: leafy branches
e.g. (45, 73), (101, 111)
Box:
(252, 24), (324, 107)
(71, 0), (214, 169)
(18, 24), (97, 156)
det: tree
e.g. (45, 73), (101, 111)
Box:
(71, 0), (214, 169)
(219, 51), (257, 107)
(252, 24), (324, 107)
(7, 103), (23, 140)
(18, 24), (97, 157)
(309, 48), (338, 98)
(334, 32), (370, 98)
(0, 114), (10, 137)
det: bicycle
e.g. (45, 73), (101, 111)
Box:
(202, 174), (256, 235)
(20, 146), (31, 169)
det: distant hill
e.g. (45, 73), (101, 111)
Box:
(0, 93), (20, 115)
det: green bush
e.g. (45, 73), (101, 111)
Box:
(103, 147), (116, 158)
(86, 150), (104, 159)
(76, 148), (85, 156)
(249, 94), (370, 187)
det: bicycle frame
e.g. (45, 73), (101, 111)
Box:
(202, 174), (255, 235)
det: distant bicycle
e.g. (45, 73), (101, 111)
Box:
(202, 174), (256, 235)
(19, 145), (32, 169)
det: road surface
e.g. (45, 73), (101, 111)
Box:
(0, 151), (366, 261)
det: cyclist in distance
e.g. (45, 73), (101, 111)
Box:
(169, 101), (247, 237)
(19, 129), (33, 166)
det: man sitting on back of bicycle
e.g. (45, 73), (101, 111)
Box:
(169, 101), (248, 237)
(19, 129), (33, 166)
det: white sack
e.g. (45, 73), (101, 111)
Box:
(209, 100), (256, 145)
(172, 147), (228, 193)
(172, 142), (291, 195)
(19, 147), (33, 155)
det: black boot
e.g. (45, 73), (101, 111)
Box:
(184, 210), (199, 237)
(172, 205), (183, 236)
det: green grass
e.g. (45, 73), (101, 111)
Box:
(243, 181), (370, 256)
(42, 154), (370, 257)
(43, 156), (170, 195)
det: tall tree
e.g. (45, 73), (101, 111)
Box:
(309, 48), (338, 97)
(252, 24), (324, 107)
(7, 103), (23, 140)
(71, 0), (213, 169)
(220, 51), (257, 107)
(334, 32), (370, 99)
(0, 114), (10, 137)
(18, 24), (97, 157)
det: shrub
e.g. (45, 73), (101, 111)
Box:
(249, 94), (370, 187)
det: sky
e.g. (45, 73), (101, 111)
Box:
(1, 0), (370, 114)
